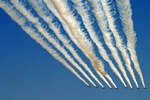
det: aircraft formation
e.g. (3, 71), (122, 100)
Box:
(0, 0), (146, 89)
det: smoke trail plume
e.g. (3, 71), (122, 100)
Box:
(10, 0), (96, 87)
(101, 0), (134, 88)
(0, 0), (145, 88)
(51, 0), (118, 88)
(73, 0), (128, 88)
(90, 0), (138, 88)
(116, 0), (145, 88)
(29, 0), (103, 88)
(44, 0), (108, 87)
(43, 0), (80, 48)
(90, 0), (137, 88)
(0, 0), (90, 86)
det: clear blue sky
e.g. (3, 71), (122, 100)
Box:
(0, 0), (150, 100)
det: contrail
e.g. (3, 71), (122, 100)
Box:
(51, 0), (118, 88)
(73, 0), (127, 88)
(0, 0), (90, 87)
(101, 0), (134, 88)
(116, 0), (145, 88)
(29, 0), (103, 88)
(10, 0), (97, 87)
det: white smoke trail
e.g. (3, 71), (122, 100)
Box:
(43, 0), (80, 48)
(10, 0), (96, 87)
(51, 1), (120, 88)
(116, 0), (145, 88)
(90, 0), (137, 88)
(43, 0), (110, 88)
(29, 0), (103, 88)
(90, 0), (138, 88)
(101, 0), (135, 88)
(73, 0), (127, 88)
(51, 0), (117, 88)
(0, 1), (90, 87)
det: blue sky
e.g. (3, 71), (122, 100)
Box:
(0, 0), (150, 100)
